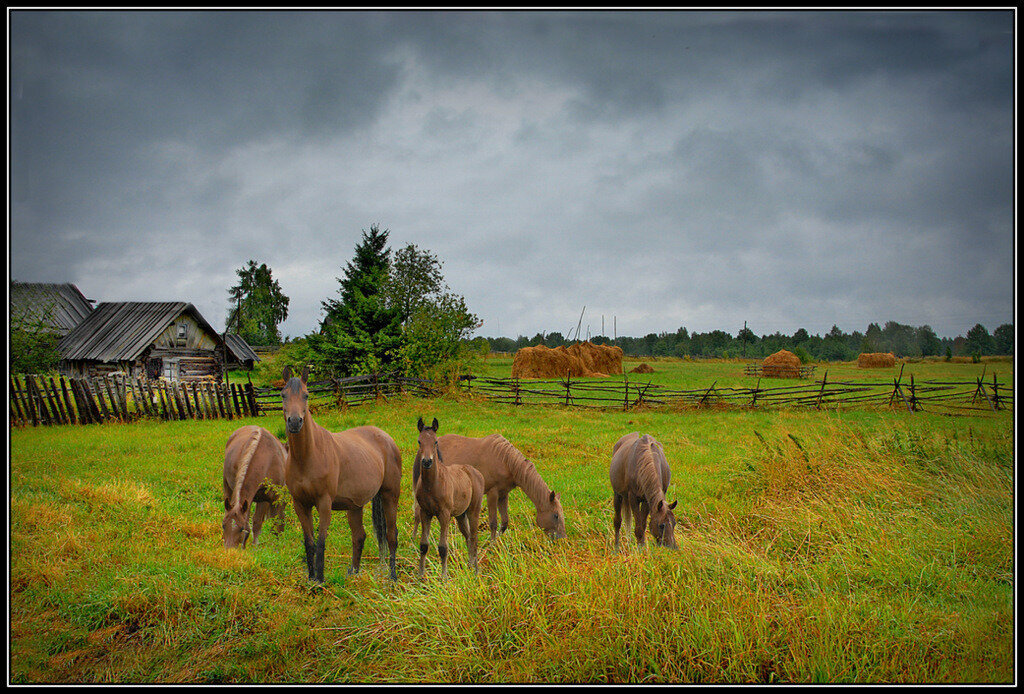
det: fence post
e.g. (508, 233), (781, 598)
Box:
(623, 374), (629, 411)
(815, 371), (828, 410)
(750, 378), (761, 408)
(564, 371), (572, 406)
(992, 373), (1001, 411)
(513, 377), (521, 406)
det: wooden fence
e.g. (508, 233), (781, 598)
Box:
(9, 372), (442, 427)
(9, 374), (262, 426)
(743, 364), (818, 378)
(462, 369), (1013, 415)
(9, 368), (1012, 428)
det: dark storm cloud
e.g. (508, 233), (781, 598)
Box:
(8, 10), (1015, 340)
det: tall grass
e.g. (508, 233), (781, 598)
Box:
(9, 385), (1014, 683)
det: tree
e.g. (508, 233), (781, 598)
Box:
(993, 324), (1013, 355)
(792, 328), (809, 344)
(227, 260), (290, 345)
(10, 300), (60, 374)
(383, 243), (481, 378)
(916, 325), (942, 357)
(964, 323), (995, 356)
(310, 224), (404, 376)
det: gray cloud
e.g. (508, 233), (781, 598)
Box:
(9, 10), (1015, 341)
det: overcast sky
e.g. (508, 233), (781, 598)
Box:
(8, 10), (1016, 341)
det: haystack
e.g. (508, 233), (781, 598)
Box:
(511, 341), (624, 378)
(630, 363), (655, 374)
(857, 352), (896, 368)
(762, 350), (802, 378)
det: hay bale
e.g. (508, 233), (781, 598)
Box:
(511, 341), (623, 378)
(630, 363), (655, 374)
(857, 352), (896, 368)
(762, 350), (802, 378)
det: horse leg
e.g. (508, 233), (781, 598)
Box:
(632, 496), (648, 550)
(613, 493), (624, 552)
(418, 514), (431, 578)
(383, 490), (400, 581)
(456, 513), (476, 573)
(486, 489), (499, 540)
(314, 502), (332, 583)
(293, 500), (317, 581)
(497, 490), (510, 535)
(345, 507), (366, 576)
(437, 509), (452, 580)
(250, 501), (271, 546)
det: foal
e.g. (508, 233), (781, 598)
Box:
(414, 417), (485, 579)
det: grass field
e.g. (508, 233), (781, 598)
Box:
(9, 358), (1015, 683)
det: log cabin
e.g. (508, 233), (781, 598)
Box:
(58, 301), (255, 381)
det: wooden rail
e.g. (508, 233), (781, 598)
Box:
(10, 370), (1012, 428)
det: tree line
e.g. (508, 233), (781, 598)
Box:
(473, 320), (1014, 362)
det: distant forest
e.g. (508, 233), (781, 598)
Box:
(474, 321), (1014, 361)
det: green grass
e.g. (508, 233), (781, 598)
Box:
(9, 359), (1014, 683)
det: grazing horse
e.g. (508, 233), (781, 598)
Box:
(281, 366), (402, 582)
(412, 431), (567, 540)
(610, 432), (678, 550)
(222, 425), (288, 548)
(414, 417), (485, 579)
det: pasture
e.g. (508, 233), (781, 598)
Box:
(9, 358), (1015, 683)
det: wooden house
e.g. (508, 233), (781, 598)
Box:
(58, 301), (250, 381)
(10, 282), (95, 336)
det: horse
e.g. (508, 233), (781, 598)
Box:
(609, 432), (679, 550)
(412, 430), (566, 541)
(414, 417), (485, 579)
(280, 365), (402, 582)
(222, 424), (288, 549)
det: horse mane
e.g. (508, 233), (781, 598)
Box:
(231, 428), (263, 509)
(632, 435), (666, 508)
(487, 435), (552, 507)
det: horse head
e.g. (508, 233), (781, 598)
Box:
(536, 489), (568, 540)
(416, 416), (442, 470)
(281, 365), (310, 435)
(648, 498), (679, 549)
(222, 503), (251, 549)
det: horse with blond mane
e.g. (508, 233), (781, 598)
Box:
(222, 425), (288, 548)
(610, 432), (678, 550)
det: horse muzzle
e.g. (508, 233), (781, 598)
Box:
(286, 416), (304, 434)
(420, 458), (434, 470)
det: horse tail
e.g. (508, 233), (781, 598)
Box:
(230, 427), (263, 509)
(371, 491), (387, 558)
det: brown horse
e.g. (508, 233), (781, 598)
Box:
(222, 425), (288, 549)
(414, 417), (485, 579)
(412, 430), (566, 540)
(281, 366), (402, 582)
(610, 432), (678, 550)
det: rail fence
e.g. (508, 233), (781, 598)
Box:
(9, 368), (1012, 428)
(462, 368), (1012, 415)
(9, 372), (442, 427)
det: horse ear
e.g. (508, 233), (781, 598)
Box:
(669, 500), (677, 510)
(549, 490), (557, 503)
(432, 417), (439, 431)
(300, 365), (309, 383)
(417, 417), (424, 432)
(657, 500), (665, 512)
(282, 366), (292, 381)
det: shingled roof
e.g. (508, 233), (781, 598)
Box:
(224, 333), (261, 364)
(58, 301), (226, 363)
(10, 282), (95, 335)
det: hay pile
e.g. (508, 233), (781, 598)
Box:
(762, 350), (802, 378)
(630, 363), (655, 374)
(512, 341), (624, 378)
(858, 352), (896, 368)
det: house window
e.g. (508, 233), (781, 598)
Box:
(176, 323), (188, 347)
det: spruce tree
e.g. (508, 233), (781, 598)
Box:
(311, 224), (404, 376)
